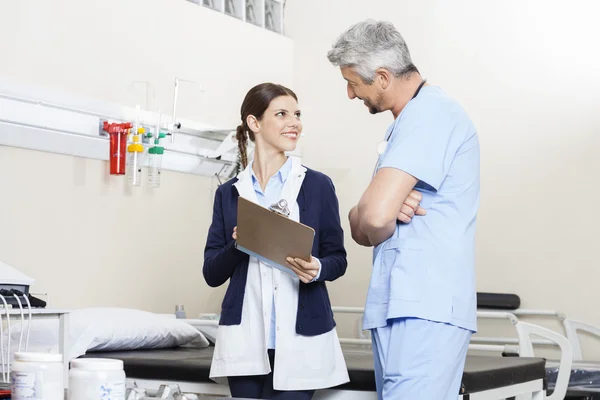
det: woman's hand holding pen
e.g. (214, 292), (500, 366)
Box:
(286, 257), (320, 284)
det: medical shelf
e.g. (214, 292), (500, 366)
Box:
(264, 0), (283, 34)
(202, 0), (223, 12)
(245, 0), (265, 28)
(186, 0), (284, 35)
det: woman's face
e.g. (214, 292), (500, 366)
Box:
(249, 95), (302, 153)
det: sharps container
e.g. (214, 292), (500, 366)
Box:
(11, 352), (64, 400)
(69, 358), (126, 400)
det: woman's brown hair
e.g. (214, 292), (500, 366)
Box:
(236, 83), (298, 169)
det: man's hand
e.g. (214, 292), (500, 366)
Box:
(398, 190), (427, 223)
(286, 256), (320, 284)
(232, 226), (237, 240)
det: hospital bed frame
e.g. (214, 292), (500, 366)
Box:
(473, 308), (600, 363)
(473, 308), (600, 398)
(331, 307), (573, 400)
(77, 309), (573, 400)
(82, 345), (549, 400)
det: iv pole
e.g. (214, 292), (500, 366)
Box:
(169, 77), (206, 144)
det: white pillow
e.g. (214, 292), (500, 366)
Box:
(194, 313), (221, 343)
(2, 307), (209, 362)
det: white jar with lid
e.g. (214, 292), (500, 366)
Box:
(11, 352), (64, 400)
(69, 358), (126, 400)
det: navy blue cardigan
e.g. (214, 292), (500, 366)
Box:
(203, 168), (347, 337)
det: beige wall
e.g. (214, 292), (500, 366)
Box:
(285, 0), (600, 348)
(2, 0), (600, 358)
(0, 145), (224, 316)
(0, 0), (294, 318)
(0, 0), (294, 128)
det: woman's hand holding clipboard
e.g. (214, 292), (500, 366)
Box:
(286, 256), (320, 283)
(233, 224), (318, 283)
(234, 197), (316, 281)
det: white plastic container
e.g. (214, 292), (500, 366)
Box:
(69, 358), (126, 400)
(11, 352), (64, 400)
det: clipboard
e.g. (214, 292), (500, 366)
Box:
(236, 196), (315, 276)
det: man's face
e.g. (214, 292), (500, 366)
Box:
(341, 67), (385, 115)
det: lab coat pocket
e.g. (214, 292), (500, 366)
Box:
(303, 333), (335, 374)
(214, 325), (247, 360)
(388, 238), (426, 302)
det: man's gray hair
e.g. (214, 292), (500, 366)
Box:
(327, 20), (417, 84)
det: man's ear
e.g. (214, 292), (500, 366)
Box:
(375, 68), (392, 90)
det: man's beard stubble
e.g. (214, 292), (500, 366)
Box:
(366, 91), (385, 115)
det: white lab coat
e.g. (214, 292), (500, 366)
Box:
(209, 157), (350, 391)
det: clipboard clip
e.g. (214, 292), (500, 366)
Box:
(269, 199), (290, 217)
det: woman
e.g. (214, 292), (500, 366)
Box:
(202, 83), (350, 399)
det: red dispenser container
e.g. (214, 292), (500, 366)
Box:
(103, 121), (133, 175)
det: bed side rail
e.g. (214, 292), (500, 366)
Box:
(483, 308), (600, 362)
(516, 321), (573, 400)
(473, 311), (557, 347)
(562, 319), (600, 362)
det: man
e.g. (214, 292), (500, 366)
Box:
(327, 20), (480, 399)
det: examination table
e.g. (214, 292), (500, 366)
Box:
(81, 344), (547, 399)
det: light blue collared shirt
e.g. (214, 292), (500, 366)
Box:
(250, 157), (321, 349)
(363, 86), (480, 333)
